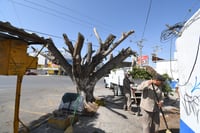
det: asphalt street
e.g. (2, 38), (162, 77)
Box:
(0, 75), (76, 133)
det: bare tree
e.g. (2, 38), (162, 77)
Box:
(46, 29), (136, 102)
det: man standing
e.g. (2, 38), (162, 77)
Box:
(123, 71), (135, 114)
(137, 75), (165, 133)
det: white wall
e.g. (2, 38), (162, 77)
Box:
(155, 60), (178, 80)
(176, 9), (200, 133)
(29, 53), (46, 65)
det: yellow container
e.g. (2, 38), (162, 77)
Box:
(48, 115), (78, 130)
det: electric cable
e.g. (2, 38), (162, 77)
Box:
(8, 0), (133, 55)
(24, 0), (96, 27)
(11, 0), (86, 28)
(46, 0), (112, 30)
(182, 0), (200, 21)
(10, 0), (22, 27)
(12, 0), (111, 34)
(135, 0), (152, 64)
(141, 0), (152, 39)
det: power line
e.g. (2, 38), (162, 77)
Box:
(23, 0), (95, 27)
(135, 0), (153, 66)
(10, 0), (22, 27)
(8, 0), (129, 52)
(24, 28), (100, 49)
(182, 0), (200, 21)
(46, 0), (112, 30)
(160, 1), (200, 43)
(24, 28), (63, 39)
(141, 0), (153, 39)
(12, 0), (108, 42)
(152, 45), (162, 55)
(19, 0), (111, 33)
(151, 45), (162, 63)
(136, 39), (145, 67)
(11, 0), (84, 26)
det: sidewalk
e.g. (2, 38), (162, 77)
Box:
(23, 84), (180, 133)
(73, 87), (143, 133)
(73, 86), (180, 133)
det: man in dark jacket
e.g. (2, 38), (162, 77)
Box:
(123, 71), (135, 114)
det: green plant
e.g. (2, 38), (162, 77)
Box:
(161, 73), (173, 97)
(130, 67), (152, 80)
(130, 67), (173, 97)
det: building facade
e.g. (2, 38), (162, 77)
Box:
(176, 9), (200, 133)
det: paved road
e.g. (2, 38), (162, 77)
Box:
(0, 75), (77, 133)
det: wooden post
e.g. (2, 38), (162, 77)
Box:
(13, 74), (23, 133)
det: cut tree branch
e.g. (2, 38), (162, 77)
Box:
(93, 47), (136, 81)
(103, 34), (116, 51)
(86, 42), (93, 64)
(93, 27), (103, 45)
(93, 28), (103, 54)
(73, 33), (84, 76)
(104, 30), (134, 57)
(84, 30), (134, 77)
(46, 38), (73, 78)
(81, 43), (95, 65)
(63, 34), (74, 55)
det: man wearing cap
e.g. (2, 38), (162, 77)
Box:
(136, 74), (165, 133)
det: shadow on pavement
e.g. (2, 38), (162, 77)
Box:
(103, 95), (128, 119)
(73, 113), (106, 133)
(19, 93), (180, 133)
(19, 112), (106, 133)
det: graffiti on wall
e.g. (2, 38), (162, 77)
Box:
(182, 76), (200, 123)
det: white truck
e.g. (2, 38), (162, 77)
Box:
(104, 67), (143, 96)
(104, 67), (143, 115)
(104, 67), (131, 96)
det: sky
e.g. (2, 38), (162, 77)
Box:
(0, 0), (200, 67)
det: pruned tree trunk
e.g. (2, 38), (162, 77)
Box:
(46, 29), (136, 103)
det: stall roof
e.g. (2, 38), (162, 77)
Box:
(0, 21), (47, 44)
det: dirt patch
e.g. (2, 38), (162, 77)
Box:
(159, 98), (180, 133)
(159, 113), (180, 132)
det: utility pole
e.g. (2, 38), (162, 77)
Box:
(152, 45), (162, 63)
(136, 39), (144, 67)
